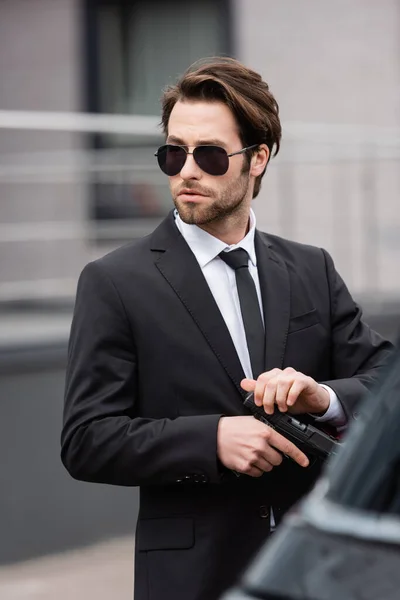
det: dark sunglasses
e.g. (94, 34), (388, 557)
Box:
(154, 143), (259, 177)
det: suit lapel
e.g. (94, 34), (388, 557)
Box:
(255, 231), (291, 371)
(150, 213), (246, 395)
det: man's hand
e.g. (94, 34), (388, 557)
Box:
(241, 367), (330, 416)
(217, 415), (309, 477)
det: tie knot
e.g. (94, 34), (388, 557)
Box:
(219, 248), (249, 270)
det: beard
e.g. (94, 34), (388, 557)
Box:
(172, 168), (251, 226)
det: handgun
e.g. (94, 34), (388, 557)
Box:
(244, 392), (341, 460)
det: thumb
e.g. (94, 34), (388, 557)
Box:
(240, 378), (256, 392)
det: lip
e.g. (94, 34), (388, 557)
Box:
(178, 189), (206, 197)
(178, 191), (208, 202)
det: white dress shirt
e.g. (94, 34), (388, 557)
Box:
(174, 209), (345, 426)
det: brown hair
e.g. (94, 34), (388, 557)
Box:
(161, 57), (281, 198)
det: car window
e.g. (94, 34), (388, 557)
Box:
(326, 349), (400, 516)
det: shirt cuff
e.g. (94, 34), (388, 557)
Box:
(314, 384), (347, 427)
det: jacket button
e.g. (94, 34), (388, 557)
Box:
(259, 505), (270, 519)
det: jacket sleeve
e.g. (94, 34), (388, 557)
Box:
(320, 249), (394, 420)
(61, 260), (222, 487)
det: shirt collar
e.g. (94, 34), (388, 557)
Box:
(174, 208), (258, 269)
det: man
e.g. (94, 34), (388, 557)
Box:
(61, 57), (393, 600)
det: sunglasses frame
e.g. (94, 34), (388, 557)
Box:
(154, 143), (260, 176)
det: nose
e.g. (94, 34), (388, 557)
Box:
(179, 151), (202, 180)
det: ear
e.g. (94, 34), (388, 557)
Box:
(250, 144), (269, 178)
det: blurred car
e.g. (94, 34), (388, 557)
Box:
(222, 347), (400, 600)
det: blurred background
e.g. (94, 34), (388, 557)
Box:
(0, 0), (399, 598)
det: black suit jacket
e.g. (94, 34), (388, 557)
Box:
(61, 211), (392, 600)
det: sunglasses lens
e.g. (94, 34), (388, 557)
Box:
(156, 145), (187, 176)
(194, 146), (229, 176)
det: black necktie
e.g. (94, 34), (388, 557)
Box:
(219, 248), (265, 379)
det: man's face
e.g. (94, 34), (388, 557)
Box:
(166, 100), (253, 227)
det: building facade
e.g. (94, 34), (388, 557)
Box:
(1, 0), (400, 303)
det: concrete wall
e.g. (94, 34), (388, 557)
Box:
(0, 337), (138, 566)
(234, 0), (400, 126)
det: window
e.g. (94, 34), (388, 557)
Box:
(83, 0), (232, 227)
(327, 350), (400, 517)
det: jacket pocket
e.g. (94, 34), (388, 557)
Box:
(288, 309), (320, 334)
(136, 517), (194, 552)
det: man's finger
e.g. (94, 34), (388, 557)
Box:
(261, 378), (277, 413)
(241, 464), (264, 478)
(261, 446), (284, 467)
(287, 379), (307, 407)
(253, 377), (267, 406)
(253, 456), (275, 473)
(275, 377), (292, 412)
(268, 429), (309, 467)
(240, 378), (256, 393)
(249, 369), (282, 407)
(249, 466), (265, 478)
